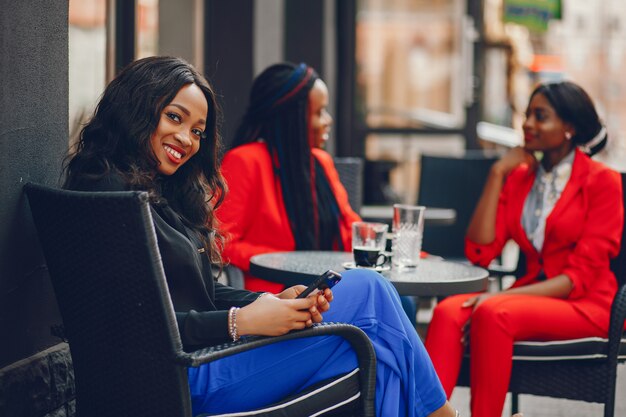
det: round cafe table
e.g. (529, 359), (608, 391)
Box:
(249, 251), (488, 297)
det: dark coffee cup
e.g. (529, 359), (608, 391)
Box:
(353, 246), (388, 268)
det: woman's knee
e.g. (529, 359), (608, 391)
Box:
(340, 268), (388, 293)
(471, 296), (514, 331)
(342, 268), (382, 282)
(431, 295), (472, 329)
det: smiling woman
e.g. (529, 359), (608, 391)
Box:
(150, 84), (208, 176)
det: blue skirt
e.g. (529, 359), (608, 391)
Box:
(188, 269), (446, 416)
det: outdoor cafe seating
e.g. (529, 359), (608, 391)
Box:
(24, 183), (377, 417)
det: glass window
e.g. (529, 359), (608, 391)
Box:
(68, 0), (107, 144)
(365, 133), (465, 204)
(354, 0), (471, 204)
(136, 0), (159, 59)
(356, 0), (467, 129)
(545, 0), (626, 169)
(482, 0), (626, 169)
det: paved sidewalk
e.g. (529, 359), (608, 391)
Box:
(449, 363), (625, 417)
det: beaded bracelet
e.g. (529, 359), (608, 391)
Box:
(228, 306), (241, 342)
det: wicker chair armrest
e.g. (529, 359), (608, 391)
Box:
(175, 322), (376, 416)
(176, 321), (373, 366)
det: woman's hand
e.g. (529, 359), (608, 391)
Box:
(277, 285), (334, 324)
(460, 292), (496, 345)
(467, 146), (536, 244)
(237, 293), (316, 337)
(462, 292), (495, 310)
(493, 146), (537, 177)
(276, 285), (306, 300)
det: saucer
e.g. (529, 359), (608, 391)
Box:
(342, 261), (391, 272)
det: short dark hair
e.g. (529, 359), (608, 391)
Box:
(531, 81), (607, 156)
(64, 56), (225, 262)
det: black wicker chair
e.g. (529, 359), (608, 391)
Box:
(418, 151), (517, 290)
(457, 172), (626, 417)
(334, 156), (364, 214)
(215, 264), (245, 289)
(417, 151), (501, 260)
(24, 183), (376, 417)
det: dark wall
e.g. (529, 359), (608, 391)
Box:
(204, 0), (254, 149)
(0, 0), (68, 368)
(284, 1), (324, 78)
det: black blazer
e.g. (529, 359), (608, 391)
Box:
(72, 173), (262, 349)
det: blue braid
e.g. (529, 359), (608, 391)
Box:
(256, 64), (307, 113)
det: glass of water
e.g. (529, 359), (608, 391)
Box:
(392, 204), (425, 268)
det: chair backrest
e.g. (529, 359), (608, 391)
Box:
(610, 172), (626, 286)
(334, 156), (364, 213)
(417, 151), (501, 258)
(24, 184), (192, 417)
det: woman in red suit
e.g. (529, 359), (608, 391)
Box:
(218, 63), (361, 292)
(425, 81), (623, 417)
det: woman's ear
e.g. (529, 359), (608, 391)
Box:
(564, 123), (576, 140)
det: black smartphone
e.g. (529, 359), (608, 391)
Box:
(296, 270), (342, 299)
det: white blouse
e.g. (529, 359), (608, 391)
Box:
(521, 150), (575, 252)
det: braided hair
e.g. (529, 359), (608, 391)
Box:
(231, 62), (343, 250)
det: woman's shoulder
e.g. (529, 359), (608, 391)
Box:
(226, 142), (270, 158)
(311, 148), (338, 172)
(576, 150), (622, 186)
(223, 142), (272, 170)
(71, 170), (128, 192)
(311, 147), (333, 162)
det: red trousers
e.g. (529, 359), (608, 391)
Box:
(424, 293), (606, 417)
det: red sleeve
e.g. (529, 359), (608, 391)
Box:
(218, 148), (283, 270)
(564, 168), (623, 299)
(465, 171), (516, 267)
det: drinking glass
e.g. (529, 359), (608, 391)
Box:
(392, 204), (425, 268)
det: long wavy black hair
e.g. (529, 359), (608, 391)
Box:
(63, 56), (225, 262)
(531, 81), (608, 156)
(231, 62), (343, 250)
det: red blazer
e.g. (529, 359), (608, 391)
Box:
(218, 142), (361, 292)
(466, 149), (623, 332)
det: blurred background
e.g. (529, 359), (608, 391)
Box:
(3, 2), (626, 415)
(69, 0), (626, 206)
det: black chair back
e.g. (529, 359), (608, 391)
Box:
(334, 156), (364, 213)
(417, 151), (501, 258)
(610, 172), (626, 286)
(25, 184), (193, 417)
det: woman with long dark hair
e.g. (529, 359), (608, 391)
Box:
(219, 62), (361, 292)
(425, 81), (623, 417)
(65, 56), (457, 417)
